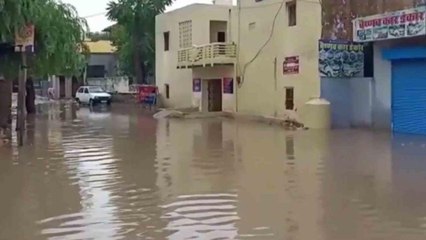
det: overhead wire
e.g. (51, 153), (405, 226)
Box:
(238, 0), (286, 88)
(82, 11), (107, 18)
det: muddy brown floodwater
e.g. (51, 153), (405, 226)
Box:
(2, 103), (426, 239)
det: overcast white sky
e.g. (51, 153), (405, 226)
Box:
(62, 0), (220, 32)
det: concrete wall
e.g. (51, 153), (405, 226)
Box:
(235, 0), (322, 118)
(87, 77), (130, 94)
(321, 77), (373, 128)
(373, 43), (392, 129)
(192, 66), (235, 112)
(88, 54), (118, 77)
(156, 4), (232, 109)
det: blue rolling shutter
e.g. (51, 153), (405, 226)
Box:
(392, 59), (426, 134)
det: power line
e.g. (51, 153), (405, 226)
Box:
(82, 11), (107, 18)
(238, 0), (286, 87)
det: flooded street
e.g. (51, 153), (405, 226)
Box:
(2, 103), (426, 239)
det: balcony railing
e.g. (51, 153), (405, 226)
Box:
(177, 43), (236, 68)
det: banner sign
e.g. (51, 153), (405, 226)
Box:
(283, 56), (299, 75)
(193, 78), (201, 92)
(223, 78), (233, 94)
(15, 25), (35, 52)
(319, 40), (364, 78)
(353, 7), (426, 42)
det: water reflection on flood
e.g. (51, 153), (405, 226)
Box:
(1, 103), (426, 239)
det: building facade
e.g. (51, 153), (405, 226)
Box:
(321, 0), (426, 134)
(236, 0), (321, 118)
(84, 40), (118, 79)
(155, 0), (322, 118)
(156, 3), (235, 110)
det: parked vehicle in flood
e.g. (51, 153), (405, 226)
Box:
(75, 86), (112, 106)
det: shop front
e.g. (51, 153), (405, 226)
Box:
(354, 6), (426, 134)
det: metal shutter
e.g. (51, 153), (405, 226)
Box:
(392, 59), (426, 134)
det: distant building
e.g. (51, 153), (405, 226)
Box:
(49, 40), (120, 99)
(82, 39), (130, 94)
(155, 0), (322, 119)
(85, 40), (118, 79)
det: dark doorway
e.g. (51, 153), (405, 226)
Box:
(217, 32), (226, 43)
(217, 32), (226, 55)
(208, 79), (222, 112)
(285, 87), (294, 110)
(72, 76), (80, 98)
(59, 76), (65, 98)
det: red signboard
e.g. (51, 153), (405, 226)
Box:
(283, 56), (299, 75)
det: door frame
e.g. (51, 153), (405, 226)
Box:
(201, 78), (223, 113)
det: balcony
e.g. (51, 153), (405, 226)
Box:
(177, 43), (236, 68)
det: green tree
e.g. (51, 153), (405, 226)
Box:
(0, 0), (87, 127)
(106, 0), (173, 84)
(87, 31), (111, 41)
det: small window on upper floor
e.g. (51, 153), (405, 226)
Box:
(287, 1), (296, 27)
(164, 32), (170, 51)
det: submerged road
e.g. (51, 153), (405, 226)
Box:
(1, 103), (426, 239)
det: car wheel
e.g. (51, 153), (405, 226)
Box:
(107, 100), (111, 106)
(89, 99), (95, 106)
(75, 98), (80, 104)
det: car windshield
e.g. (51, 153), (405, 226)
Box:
(89, 87), (105, 93)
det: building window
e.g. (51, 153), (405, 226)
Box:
(179, 20), (192, 48)
(87, 65), (105, 78)
(165, 84), (170, 99)
(164, 32), (170, 51)
(287, 1), (296, 27)
(285, 87), (294, 110)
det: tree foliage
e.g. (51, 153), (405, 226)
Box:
(0, 0), (88, 78)
(106, 0), (173, 84)
(87, 32), (111, 41)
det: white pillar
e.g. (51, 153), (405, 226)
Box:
(65, 77), (73, 99)
(51, 75), (60, 100)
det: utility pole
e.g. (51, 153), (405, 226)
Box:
(14, 24), (34, 146)
(16, 46), (27, 146)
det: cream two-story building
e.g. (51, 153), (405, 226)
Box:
(156, 0), (321, 118)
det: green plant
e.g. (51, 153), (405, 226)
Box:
(106, 0), (173, 84)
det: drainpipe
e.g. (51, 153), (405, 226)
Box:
(228, 9), (232, 43)
(235, 0), (241, 113)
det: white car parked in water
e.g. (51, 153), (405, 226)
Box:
(75, 86), (112, 106)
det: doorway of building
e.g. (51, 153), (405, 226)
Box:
(59, 76), (65, 98)
(208, 79), (222, 112)
(217, 32), (226, 43)
(285, 87), (294, 110)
